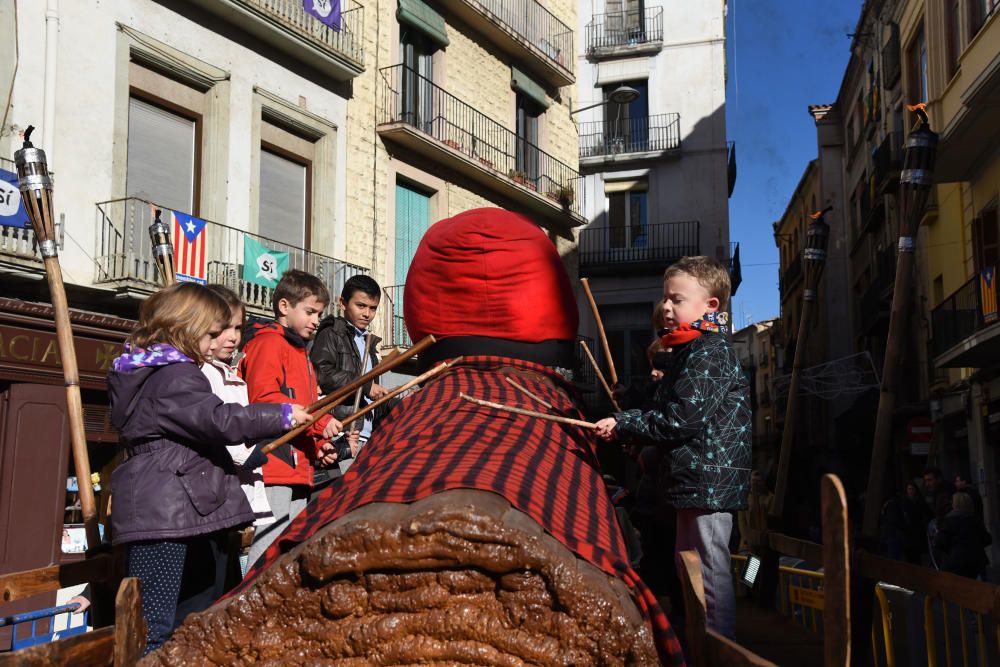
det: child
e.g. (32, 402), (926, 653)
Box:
(107, 282), (320, 653)
(203, 285), (274, 573)
(310, 274), (387, 472)
(241, 270), (340, 568)
(595, 256), (751, 638)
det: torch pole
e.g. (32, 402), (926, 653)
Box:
(15, 127), (100, 550)
(770, 296), (814, 518)
(862, 108), (937, 538)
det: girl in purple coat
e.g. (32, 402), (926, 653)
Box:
(107, 283), (326, 653)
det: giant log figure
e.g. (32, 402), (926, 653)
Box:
(146, 209), (683, 666)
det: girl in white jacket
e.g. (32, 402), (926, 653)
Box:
(203, 286), (274, 562)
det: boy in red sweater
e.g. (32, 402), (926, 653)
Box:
(241, 270), (342, 568)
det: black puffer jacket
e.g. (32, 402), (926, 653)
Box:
(108, 350), (289, 544)
(614, 333), (751, 511)
(310, 316), (381, 420)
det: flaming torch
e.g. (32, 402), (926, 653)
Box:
(15, 126), (101, 551)
(771, 205), (832, 518)
(862, 105), (938, 538)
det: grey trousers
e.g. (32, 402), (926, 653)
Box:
(675, 508), (736, 638)
(245, 485), (309, 572)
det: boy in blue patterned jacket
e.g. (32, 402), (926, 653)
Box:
(596, 256), (751, 638)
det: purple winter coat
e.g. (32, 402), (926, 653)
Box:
(108, 345), (290, 545)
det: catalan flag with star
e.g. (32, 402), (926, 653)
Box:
(982, 265), (998, 324)
(172, 211), (208, 284)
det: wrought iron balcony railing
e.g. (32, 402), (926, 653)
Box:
(94, 197), (368, 315)
(209, 0), (365, 77)
(578, 113), (681, 159)
(381, 284), (411, 349)
(931, 273), (989, 358)
(377, 65), (584, 219)
(873, 131), (903, 193)
(586, 6), (664, 55)
(440, 0), (573, 84)
(578, 220), (699, 269)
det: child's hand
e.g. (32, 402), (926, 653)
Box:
(347, 430), (361, 457)
(370, 383), (389, 400)
(68, 595), (91, 614)
(317, 440), (337, 466)
(322, 418), (343, 440)
(594, 417), (618, 440)
(289, 405), (312, 427)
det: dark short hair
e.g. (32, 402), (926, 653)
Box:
(341, 274), (381, 301)
(272, 269), (330, 316)
(923, 466), (943, 480)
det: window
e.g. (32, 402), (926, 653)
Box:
(126, 96), (199, 213)
(606, 184), (647, 253)
(972, 203), (999, 274)
(257, 120), (316, 249)
(394, 181), (431, 285)
(515, 93), (541, 182)
(400, 29), (435, 130)
(969, 0), (998, 38)
(946, 0), (961, 79)
(605, 0), (647, 44)
(907, 25), (928, 104)
(603, 301), (656, 390)
(603, 80), (648, 152)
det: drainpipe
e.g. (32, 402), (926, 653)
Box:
(43, 0), (58, 165)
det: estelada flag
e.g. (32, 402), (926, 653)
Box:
(172, 211), (208, 284)
(982, 266), (998, 324)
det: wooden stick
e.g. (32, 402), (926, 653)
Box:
(460, 392), (597, 430)
(580, 277), (618, 386)
(579, 340), (621, 411)
(348, 333), (377, 433)
(261, 335), (435, 454)
(504, 376), (554, 410)
(341, 357), (460, 428)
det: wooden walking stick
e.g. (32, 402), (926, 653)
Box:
(862, 106), (938, 538)
(580, 277), (618, 386)
(15, 126), (101, 551)
(579, 340), (621, 411)
(347, 332), (377, 442)
(340, 358), (461, 429)
(504, 376), (555, 410)
(254, 335), (435, 458)
(148, 206), (176, 286)
(460, 393), (598, 430)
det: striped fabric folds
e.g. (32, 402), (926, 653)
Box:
(239, 356), (684, 665)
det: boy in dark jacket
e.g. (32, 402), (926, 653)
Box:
(596, 256), (751, 638)
(241, 270), (341, 568)
(310, 275), (387, 471)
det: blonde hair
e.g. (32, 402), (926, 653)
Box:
(130, 282), (230, 362)
(664, 256), (732, 308)
(952, 491), (974, 514)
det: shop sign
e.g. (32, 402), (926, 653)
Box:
(908, 416), (933, 456)
(0, 324), (121, 377)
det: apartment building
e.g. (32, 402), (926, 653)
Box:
(573, 0), (734, 403)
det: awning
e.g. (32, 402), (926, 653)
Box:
(511, 66), (549, 110)
(397, 0), (449, 48)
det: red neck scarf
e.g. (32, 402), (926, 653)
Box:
(660, 323), (702, 348)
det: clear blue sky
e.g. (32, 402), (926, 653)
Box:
(726, 0), (863, 328)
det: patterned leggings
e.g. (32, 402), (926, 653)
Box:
(127, 533), (229, 654)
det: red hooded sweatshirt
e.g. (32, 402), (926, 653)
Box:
(240, 323), (331, 487)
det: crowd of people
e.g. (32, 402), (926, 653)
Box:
(104, 246), (756, 654)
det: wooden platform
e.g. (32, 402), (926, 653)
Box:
(734, 596), (824, 666)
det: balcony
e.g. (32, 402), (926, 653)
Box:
(0, 157), (45, 276)
(193, 0), (365, 80)
(578, 220), (699, 277)
(873, 131), (902, 194)
(779, 255), (802, 298)
(377, 65), (585, 228)
(578, 113), (681, 164)
(932, 271), (1000, 367)
(436, 0), (574, 88)
(585, 6), (664, 59)
(94, 197), (369, 316)
(381, 284), (411, 350)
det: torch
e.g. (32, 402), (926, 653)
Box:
(771, 205), (832, 519)
(148, 207), (176, 286)
(15, 126), (101, 551)
(862, 106), (938, 538)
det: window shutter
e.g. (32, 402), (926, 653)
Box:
(259, 149), (307, 247)
(126, 97), (196, 213)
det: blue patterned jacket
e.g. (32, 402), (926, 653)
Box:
(615, 331), (752, 511)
